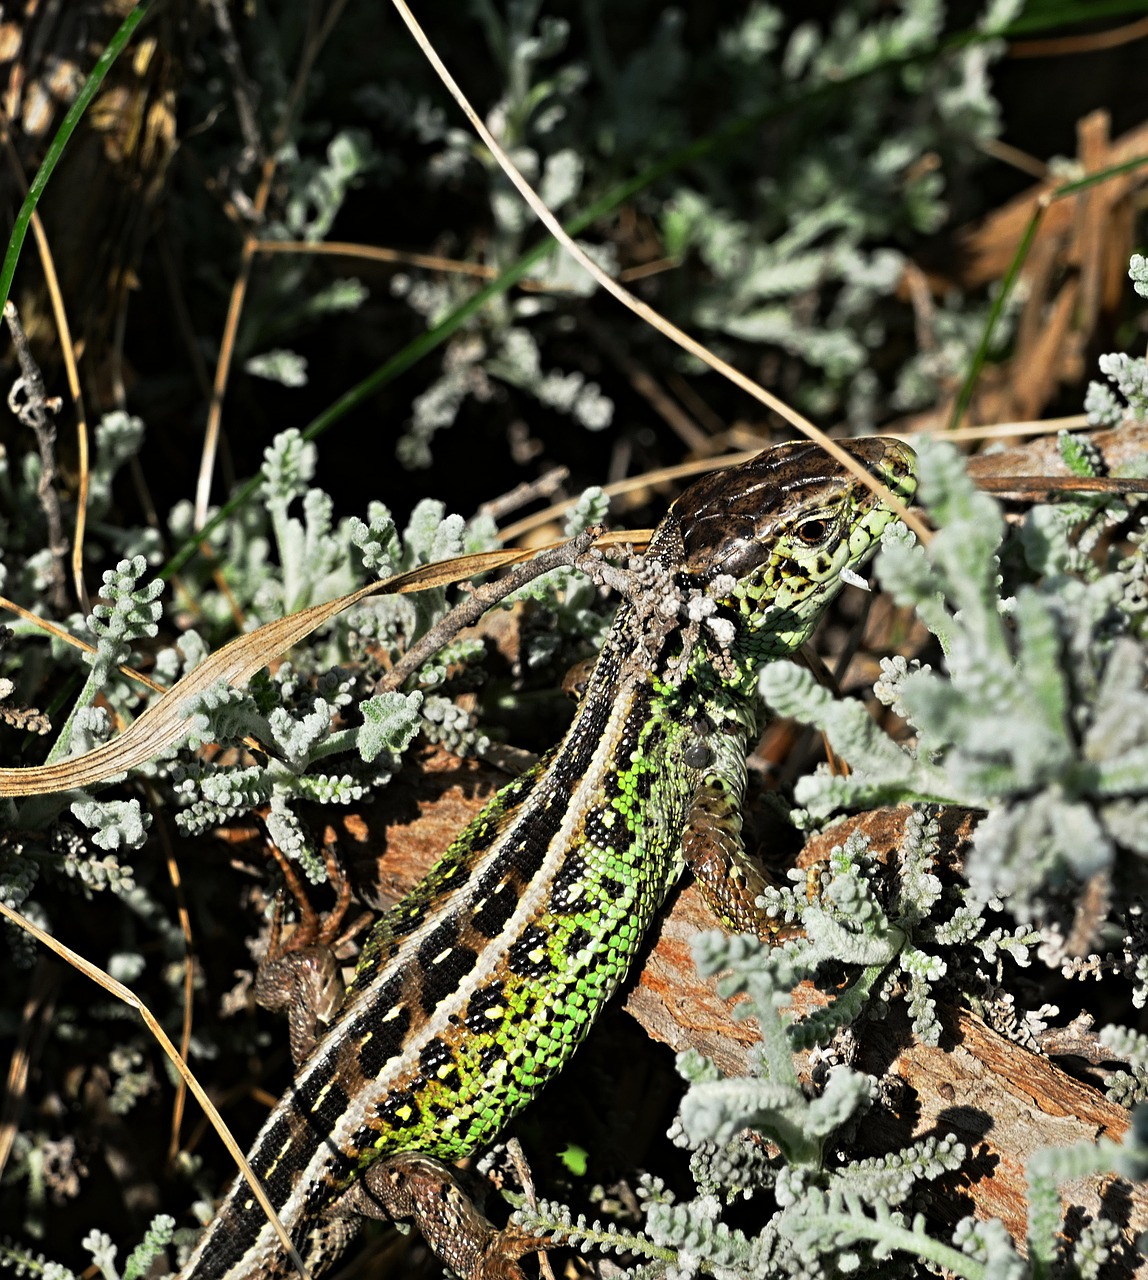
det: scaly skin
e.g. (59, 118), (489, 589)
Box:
(178, 438), (917, 1280)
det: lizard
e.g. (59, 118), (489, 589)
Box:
(175, 436), (918, 1280)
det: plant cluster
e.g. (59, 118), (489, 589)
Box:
(2, 1), (1148, 1278)
(166, 0), (1030, 491)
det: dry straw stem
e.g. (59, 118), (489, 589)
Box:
(1009, 14), (1148, 58)
(0, 590), (164, 694)
(0, 962), (56, 1181)
(251, 237), (668, 291)
(2, 302), (67, 610)
(252, 236), (501, 278)
(0, 897), (311, 1280)
(914, 413), (1092, 443)
(497, 414), (1104, 544)
(974, 475), (1148, 497)
(0, 535), (657, 797)
(387, 0), (931, 546)
(0, 135), (92, 609)
(499, 449), (764, 543)
(25, 203), (91, 613)
(145, 798), (199, 1165)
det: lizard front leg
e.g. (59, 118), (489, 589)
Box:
(680, 721), (808, 940)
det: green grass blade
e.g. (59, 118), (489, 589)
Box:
(0, 0), (157, 316)
(1007, 1), (1148, 35)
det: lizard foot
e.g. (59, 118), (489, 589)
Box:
(346, 1151), (554, 1280)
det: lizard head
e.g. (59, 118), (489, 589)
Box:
(649, 437), (918, 665)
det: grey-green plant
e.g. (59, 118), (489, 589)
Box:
(509, 259), (1148, 1278)
(0, 409), (620, 1258)
(364, 0), (1029, 464)
(0, 1214), (174, 1280)
(760, 426), (1148, 927)
(1084, 254), (1148, 428)
(511, 823), (1143, 1278)
(3, 4), (1147, 1275)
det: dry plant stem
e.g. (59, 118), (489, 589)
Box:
(477, 466), (570, 522)
(976, 475), (1148, 497)
(253, 238), (605, 295)
(252, 237), (506, 278)
(581, 311), (716, 454)
(209, 0), (262, 169)
(147, 797), (198, 1164)
(111, 270), (131, 410)
(0, 959), (58, 1182)
(377, 529), (598, 693)
(977, 136), (1049, 179)
(196, 188), (265, 527)
(1, 137), (92, 608)
(0, 899), (312, 1280)
(902, 261), (938, 353)
(620, 255), (681, 283)
(668, 372), (727, 436)
(1010, 15), (1148, 58)
(497, 449), (764, 543)
(908, 413), (1092, 443)
(0, 590), (164, 693)
(388, 0), (931, 545)
(28, 207), (90, 612)
(504, 1136), (557, 1280)
(3, 302), (67, 610)
(159, 232), (215, 400)
(194, 0), (352, 530)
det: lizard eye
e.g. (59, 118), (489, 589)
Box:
(795, 517), (830, 545)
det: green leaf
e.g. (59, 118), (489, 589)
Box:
(359, 691), (424, 762)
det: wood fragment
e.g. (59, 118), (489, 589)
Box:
(352, 762), (1146, 1261)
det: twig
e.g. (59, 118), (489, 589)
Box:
(209, 0), (263, 172)
(377, 530), (598, 693)
(505, 1137), (557, 1280)
(497, 449), (763, 544)
(0, 135), (92, 610)
(252, 237), (506, 277)
(1010, 15), (1148, 58)
(977, 136), (1049, 179)
(668, 372), (728, 436)
(902, 413), (1093, 443)
(581, 311), (717, 454)
(146, 799), (198, 1165)
(252, 237), (603, 293)
(477, 466), (570, 522)
(3, 302), (67, 610)
(975, 475), (1148, 496)
(0, 960), (59, 1182)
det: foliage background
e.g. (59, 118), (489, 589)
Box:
(1, 1), (1148, 1277)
